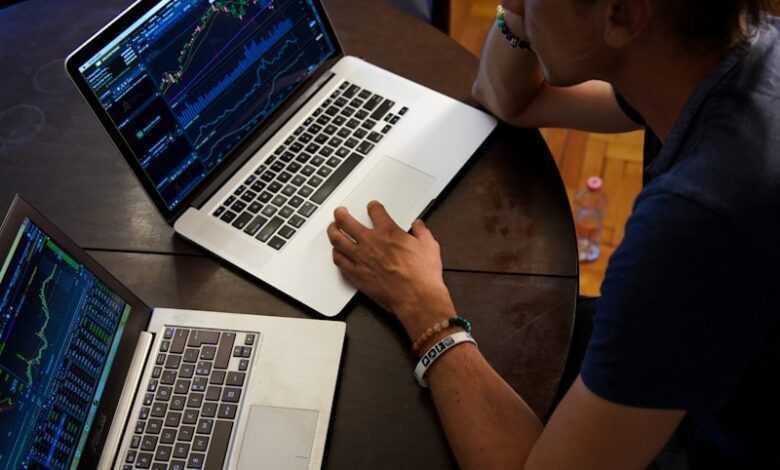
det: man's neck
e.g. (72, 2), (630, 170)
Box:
(610, 46), (726, 142)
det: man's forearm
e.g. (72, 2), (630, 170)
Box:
(427, 343), (543, 470)
(473, 10), (544, 121)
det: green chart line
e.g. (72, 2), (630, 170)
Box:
(15, 265), (55, 385)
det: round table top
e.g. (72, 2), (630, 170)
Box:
(0, 0), (578, 468)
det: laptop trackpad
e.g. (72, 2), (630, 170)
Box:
(237, 405), (319, 470)
(340, 156), (436, 230)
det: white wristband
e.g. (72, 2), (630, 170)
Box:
(414, 331), (477, 387)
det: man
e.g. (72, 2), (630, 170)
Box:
(327, 0), (780, 468)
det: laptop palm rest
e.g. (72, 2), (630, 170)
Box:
(237, 405), (319, 470)
(338, 156), (436, 230)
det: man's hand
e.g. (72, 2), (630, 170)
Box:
(327, 201), (456, 340)
(501, 0), (524, 15)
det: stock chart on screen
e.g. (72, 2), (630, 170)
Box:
(78, 0), (336, 210)
(0, 220), (130, 470)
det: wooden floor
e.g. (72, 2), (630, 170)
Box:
(448, 1), (644, 296)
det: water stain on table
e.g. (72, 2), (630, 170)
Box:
(34, 59), (73, 95)
(0, 104), (46, 154)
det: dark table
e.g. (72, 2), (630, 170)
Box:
(0, 0), (579, 467)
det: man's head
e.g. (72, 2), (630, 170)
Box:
(523, 0), (774, 86)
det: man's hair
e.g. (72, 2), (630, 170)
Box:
(658, 0), (776, 48)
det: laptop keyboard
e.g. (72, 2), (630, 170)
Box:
(211, 81), (410, 250)
(123, 327), (257, 470)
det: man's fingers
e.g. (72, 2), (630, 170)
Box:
(334, 207), (368, 242)
(411, 219), (435, 243)
(367, 200), (398, 231)
(327, 223), (358, 257)
(333, 249), (360, 287)
(332, 248), (356, 273)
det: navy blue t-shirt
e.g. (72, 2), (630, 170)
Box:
(581, 19), (780, 467)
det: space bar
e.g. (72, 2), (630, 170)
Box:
(204, 420), (233, 470)
(310, 154), (364, 204)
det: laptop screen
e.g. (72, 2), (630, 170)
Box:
(0, 219), (131, 470)
(75, 0), (337, 210)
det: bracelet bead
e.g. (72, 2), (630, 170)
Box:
(496, 5), (531, 50)
(412, 316), (473, 354)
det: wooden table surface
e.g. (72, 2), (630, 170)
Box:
(0, 0), (579, 467)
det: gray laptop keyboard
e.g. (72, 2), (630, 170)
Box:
(123, 327), (257, 470)
(212, 81), (409, 250)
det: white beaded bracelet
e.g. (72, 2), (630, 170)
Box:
(414, 331), (477, 387)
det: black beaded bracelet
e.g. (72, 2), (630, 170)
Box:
(496, 5), (531, 50)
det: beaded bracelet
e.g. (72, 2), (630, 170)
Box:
(496, 5), (531, 50)
(411, 315), (473, 353)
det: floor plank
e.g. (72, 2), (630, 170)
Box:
(600, 157), (626, 246)
(580, 139), (607, 189)
(539, 128), (567, 166)
(560, 130), (589, 189)
(606, 141), (645, 163)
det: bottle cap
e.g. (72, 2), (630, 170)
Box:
(586, 176), (603, 191)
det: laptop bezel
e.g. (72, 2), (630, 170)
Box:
(0, 195), (153, 470)
(65, 0), (345, 223)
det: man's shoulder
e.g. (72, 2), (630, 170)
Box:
(655, 68), (780, 223)
(694, 19), (780, 154)
(649, 18), (780, 211)
(586, 189), (778, 414)
(603, 192), (732, 297)
(585, 192), (750, 410)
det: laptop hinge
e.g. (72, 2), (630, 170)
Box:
(187, 71), (338, 214)
(98, 331), (154, 470)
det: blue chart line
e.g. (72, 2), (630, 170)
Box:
(192, 37), (298, 145)
(202, 50), (304, 160)
(176, 17), (293, 125)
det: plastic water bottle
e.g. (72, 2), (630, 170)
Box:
(574, 176), (607, 263)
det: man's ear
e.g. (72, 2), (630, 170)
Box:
(602, 0), (652, 48)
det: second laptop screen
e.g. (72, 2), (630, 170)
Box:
(0, 219), (131, 470)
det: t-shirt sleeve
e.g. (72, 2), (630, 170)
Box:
(581, 193), (764, 412)
(613, 89), (646, 126)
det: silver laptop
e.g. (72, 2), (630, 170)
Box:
(65, 0), (497, 317)
(0, 196), (345, 470)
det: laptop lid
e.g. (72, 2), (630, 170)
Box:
(0, 195), (152, 470)
(66, 0), (343, 222)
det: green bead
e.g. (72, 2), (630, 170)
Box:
(449, 316), (473, 336)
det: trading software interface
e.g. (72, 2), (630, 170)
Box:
(78, 0), (337, 210)
(0, 220), (131, 470)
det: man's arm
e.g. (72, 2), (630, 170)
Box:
(427, 341), (684, 470)
(472, 3), (640, 133)
(327, 203), (685, 470)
